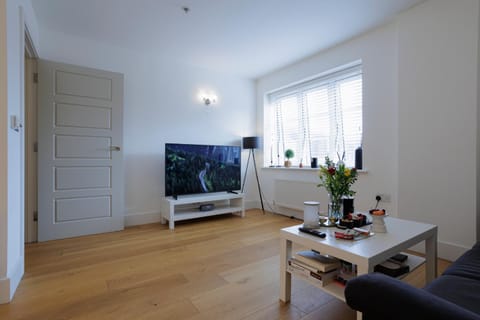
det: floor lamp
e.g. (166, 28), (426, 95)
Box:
(241, 137), (265, 213)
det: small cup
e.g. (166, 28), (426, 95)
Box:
(319, 215), (328, 226)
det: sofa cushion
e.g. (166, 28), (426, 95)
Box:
(345, 273), (480, 320)
(443, 243), (480, 281)
(425, 274), (480, 315)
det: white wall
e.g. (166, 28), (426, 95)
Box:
(397, 0), (479, 259)
(36, 29), (257, 226)
(256, 23), (399, 219)
(1, 0), (39, 303)
(256, 0), (479, 260)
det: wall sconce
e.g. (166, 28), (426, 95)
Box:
(203, 96), (216, 105)
(199, 91), (218, 106)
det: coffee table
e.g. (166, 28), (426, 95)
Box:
(279, 216), (437, 319)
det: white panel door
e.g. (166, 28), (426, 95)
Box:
(37, 60), (124, 241)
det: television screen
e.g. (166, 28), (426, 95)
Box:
(165, 143), (241, 196)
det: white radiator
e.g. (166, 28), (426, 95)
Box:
(273, 179), (324, 212)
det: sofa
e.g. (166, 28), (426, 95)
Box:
(344, 242), (480, 320)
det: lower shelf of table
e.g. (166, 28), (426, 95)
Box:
(286, 252), (426, 302)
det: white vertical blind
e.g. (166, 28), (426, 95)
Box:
(268, 64), (362, 167)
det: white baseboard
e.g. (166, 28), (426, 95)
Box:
(8, 258), (23, 301)
(124, 211), (161, 227)
(0, 257), (24, 304)
(409, 240), (471, 261)
(246, 200), (303, 219)
(272, 203), (303, 219)
(244, 200), (260, 210)
(437, 241), (471, 261)
(0, 277), (10, 304)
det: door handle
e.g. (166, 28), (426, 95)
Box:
(110, 146), (121, 151)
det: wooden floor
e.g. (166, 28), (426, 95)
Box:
(0, 210), (451, 320)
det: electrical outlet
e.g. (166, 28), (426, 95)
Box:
(376, 193), (391, 203)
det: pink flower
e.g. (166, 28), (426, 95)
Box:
(328, 167), (336, 175)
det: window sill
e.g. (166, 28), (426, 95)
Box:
(261, 166), (368, 174)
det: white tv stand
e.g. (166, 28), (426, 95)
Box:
(160, 192), (245, 230)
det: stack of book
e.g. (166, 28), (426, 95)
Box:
(287, 250), (341, 287)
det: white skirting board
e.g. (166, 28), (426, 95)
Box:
(244, 200), (261, 210)
(124, 211), (161, 227)
(0, 277), (10, 304)
(0, 258), (23, 304)
(408, 241), (472, 262)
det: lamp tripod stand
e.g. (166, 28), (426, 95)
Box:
(241, 137), (264, 213)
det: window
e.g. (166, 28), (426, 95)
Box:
(266, 63), (362, 168)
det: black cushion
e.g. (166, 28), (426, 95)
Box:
(443, 243), (480, 281)
(425, 274), (480, 315)
(345, 273), (480, 320)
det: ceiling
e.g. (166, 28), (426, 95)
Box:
(31, 0), (424, 79)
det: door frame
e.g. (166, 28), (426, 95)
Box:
(24, 26), (38, 243)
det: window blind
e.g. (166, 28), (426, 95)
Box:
(268, 64), (362, 167)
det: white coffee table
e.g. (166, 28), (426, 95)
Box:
(279, 216), (437, 319)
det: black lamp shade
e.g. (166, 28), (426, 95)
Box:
(242, 136), (259, 149)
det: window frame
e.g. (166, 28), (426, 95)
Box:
(264, 62), (363, 168)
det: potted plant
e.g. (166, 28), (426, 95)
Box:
(284, 149), (294, 167)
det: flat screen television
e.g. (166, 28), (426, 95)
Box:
(165, 143), (241, 197)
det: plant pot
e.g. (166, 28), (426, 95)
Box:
(284, 160), (292, 167)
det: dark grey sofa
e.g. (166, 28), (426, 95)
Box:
(344, 242), (480, 320)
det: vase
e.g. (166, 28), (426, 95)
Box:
(328, 194), (342, 224)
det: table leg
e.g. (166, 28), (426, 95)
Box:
(425, 229), (438, 283)
(354, 263), (374, 320)
(356, 264), (373, 276)
(279, 238), (292, 302)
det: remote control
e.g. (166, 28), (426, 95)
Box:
(298, 227), (326, 238)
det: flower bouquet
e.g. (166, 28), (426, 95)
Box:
(317, 157), (358, 222)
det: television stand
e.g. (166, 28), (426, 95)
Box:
(160, 192), (245, 230)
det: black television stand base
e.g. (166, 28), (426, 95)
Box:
(227, 190), (238, 194)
